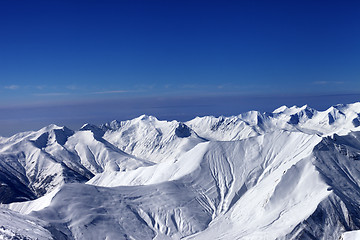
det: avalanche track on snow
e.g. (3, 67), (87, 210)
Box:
(1, 102), (360, 239)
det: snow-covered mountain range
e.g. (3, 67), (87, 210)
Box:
(1, 102), (360, 239)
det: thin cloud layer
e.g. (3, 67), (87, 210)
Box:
(93, 90), (130, 94)
(4, 85), (19, 90)
(1, 93), (360, 137)
(34, 92), (70, 96)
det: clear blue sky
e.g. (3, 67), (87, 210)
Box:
(1, 1), (360, 135)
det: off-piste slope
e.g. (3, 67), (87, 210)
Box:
(185, 133), (360, 240)
(286, 131), (360, 240)
(1, 102), (360, 239)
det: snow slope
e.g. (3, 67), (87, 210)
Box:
(0, 208), (52, 240)
(1, 102), (360, 239)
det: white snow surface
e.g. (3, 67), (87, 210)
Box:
(1, 102), (360, 239)
(101, 115), (206, 163)
(341, 230), (360, 240)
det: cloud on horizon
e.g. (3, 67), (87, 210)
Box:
(33, 92), (70, 96)
(4, 85), (20, 90)
(312, 81), (344, 85)
(92, 90), (130, 94)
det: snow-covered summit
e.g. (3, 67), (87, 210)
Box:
(101, 115), (206, 163)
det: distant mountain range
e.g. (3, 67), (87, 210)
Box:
(1, 102), (360, 239)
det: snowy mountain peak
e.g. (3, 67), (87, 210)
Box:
(100, 115), (161, 132)
(137, 114), (158, 121)
(31, 125), (74, 147)
(100, 120), (122, 131)
(37, 123), (68, 133)
(288, 106), (316, 125)
(80, 123), (105, 138)
(300, 104), (310, 109)
(272, 105), (288, 113)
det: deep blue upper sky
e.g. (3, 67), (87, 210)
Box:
(1, 1), (360, 135)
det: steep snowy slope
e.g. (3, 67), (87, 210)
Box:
(185, 131), (360, 240)
(0, 208), (52, 240)
(0, 124), (151, 203)
(285, 131), (360, 239)
(0, 125), (90, 202)
(65, 125), (153, 174)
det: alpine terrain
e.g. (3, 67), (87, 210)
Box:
(1, 102), (360, 239)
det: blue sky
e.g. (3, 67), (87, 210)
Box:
(1, 1), (360, 135)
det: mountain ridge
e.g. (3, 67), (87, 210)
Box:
(1, 102), (360, 239)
